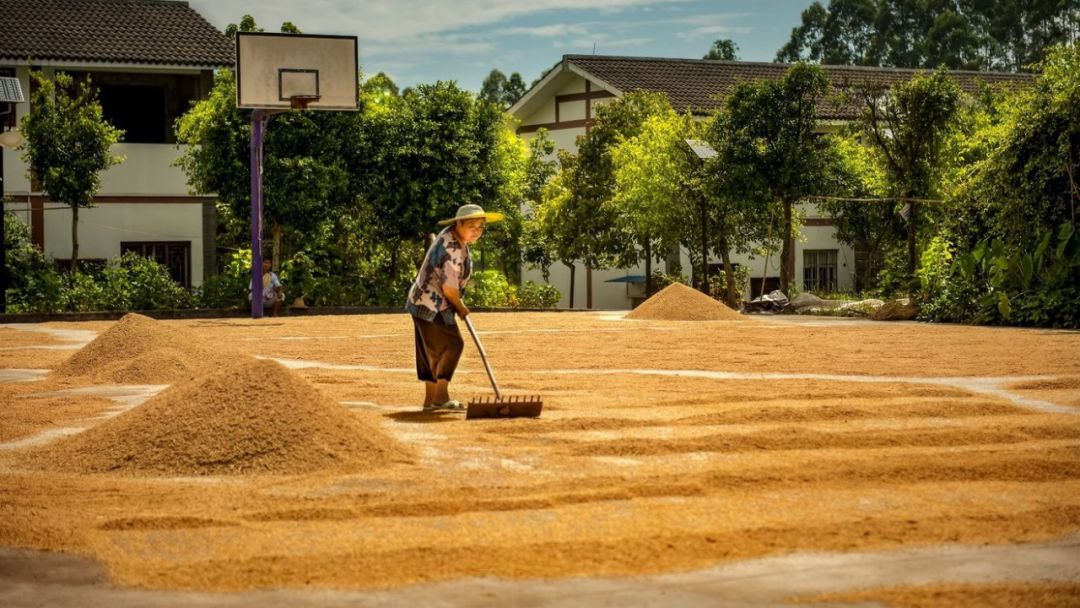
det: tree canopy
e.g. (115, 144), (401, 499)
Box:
(21, 71), (124, 271)
(778, 0), (1080, 71)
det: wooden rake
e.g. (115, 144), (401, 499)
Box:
(463, 316), (543, 420)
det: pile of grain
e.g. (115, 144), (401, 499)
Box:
(29, 358), (411, 475)
(51, 313), (233, 384)
(626, 283), (744, 321)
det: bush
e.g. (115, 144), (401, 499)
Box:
(516, 281), (561, 308)
(464, 270), (515, 308)
(4, 211), (65, 312)
(708, 265), (750, 303)
(195, 250), (250, 309)
(919, 223), (1080, 328)
(649, 271), (687, 293)
(98, 252), (194, 310)
(5, 215), (195, 313)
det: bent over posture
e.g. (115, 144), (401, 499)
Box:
(406, 204), (503, 411)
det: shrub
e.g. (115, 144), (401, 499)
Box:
(99, 252), (194, 310)
(195, 250), (250, 309)
(920, 223), (1080, 328)
(516, 281), (561, 308)
(4, 211), (65, 312)
(464, 270), (515, 308)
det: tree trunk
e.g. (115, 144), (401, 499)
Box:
(907, 199), (918, 292)
(780, 200), (794, 294)
(643, 238), (652, 296)
(699, 197), (709, 295)
(719, 235), (737, 308)
(564, 261), (576, 308)
(272, 219), (282, 272)
(70, 205), (79, 272)
(586, 266), (593, 309)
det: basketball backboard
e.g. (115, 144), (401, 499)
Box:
(235, 32), (359, 111)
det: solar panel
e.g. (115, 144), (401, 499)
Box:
(684, 139), (717, 160)
(0, 77), (25, 104)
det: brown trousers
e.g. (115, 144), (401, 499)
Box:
(412, 314), (464, 382)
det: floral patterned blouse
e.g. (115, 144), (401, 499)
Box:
(406, 226), (472, 324)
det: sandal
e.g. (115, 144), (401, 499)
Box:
(423, 400), (464, 412)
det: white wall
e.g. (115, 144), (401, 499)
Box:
(99, 144), (191, 195)
(8, 200), (206, 286)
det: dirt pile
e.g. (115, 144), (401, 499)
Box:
(51, 313), (233, 384)
(626, 283), (744, 321)
(28, 358), (411, 475)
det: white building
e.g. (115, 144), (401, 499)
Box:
(509, 55), (1030, 310)
(1, 0), (233, 287)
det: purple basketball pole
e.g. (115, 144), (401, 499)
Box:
(250, 110), (266, 319)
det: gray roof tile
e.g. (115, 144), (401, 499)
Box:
(566, 55), (1033, 119)
(0, 0), (233, 67)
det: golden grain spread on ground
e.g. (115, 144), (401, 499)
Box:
(1, 310), (1078, 602)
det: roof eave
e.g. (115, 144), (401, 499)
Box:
(0, 57), (232, 71)
(508, 58), (567, 118)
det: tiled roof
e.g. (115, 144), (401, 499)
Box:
(566, 55), (1033, 119)
(0, 0), (234, 67)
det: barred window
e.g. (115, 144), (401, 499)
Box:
(803, 249), (838, 293)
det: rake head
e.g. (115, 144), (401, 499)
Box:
(466, 395), (543, 420)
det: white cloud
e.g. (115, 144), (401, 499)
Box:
(189, 0), (687, 43)
(502, 24), (590, 38)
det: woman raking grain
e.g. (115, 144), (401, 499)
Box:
(406, 204), (502, 411)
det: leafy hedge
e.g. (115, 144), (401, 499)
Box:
(464, 270), (561, 309)
(919, 223), (1080, 328)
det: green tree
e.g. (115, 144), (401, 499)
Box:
(21, 72), (124, 272)
(531, 154), (588, 306)
(479, 69), (508, 105)
(701, 112), (784, 305)
(960, 44), (1079, 245)
(703, 38), (740, 60)
(520, 130), (559, 281)
(352, 80), (518, 294)
(224, 14), (262, 39)
(611, 110), (696, 296)
(480, 69), (528, 108)
(175, 69), (353, 271)
(777, 0), (1080, 71)
(819, 129), (905, 291)
(713, 63), (836, 293)
(849, 67), (961, 284)
(555, 92), (671, 305)
(362, 72), (400, 99)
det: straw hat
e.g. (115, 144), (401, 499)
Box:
(437, 204), (505, 226)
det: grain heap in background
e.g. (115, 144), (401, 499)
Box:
(29, 358), (411, 475)
(626, 283), (744, 321)
(51, 313), (235, 384)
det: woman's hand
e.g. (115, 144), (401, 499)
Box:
(443, 286), (470, 318)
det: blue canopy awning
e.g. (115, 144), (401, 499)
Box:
(605, 275), (647, 284)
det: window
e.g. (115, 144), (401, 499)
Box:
(0, 68), (15, 129)
(803, 249), (838, 293)
(121, 241), (191, 288)
(69, 71), (204, 144)
(99, 84), (167, 143)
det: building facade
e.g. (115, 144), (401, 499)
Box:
(0, 0), (233, 287)
(509, 55), (1030, 310)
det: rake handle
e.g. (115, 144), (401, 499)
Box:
(463, 315), (502, 400)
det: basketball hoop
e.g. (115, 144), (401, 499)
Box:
(290, 94), (321, 110)
(234, 31), (358, 319)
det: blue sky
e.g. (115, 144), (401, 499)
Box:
(188, 0), (812, 92)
